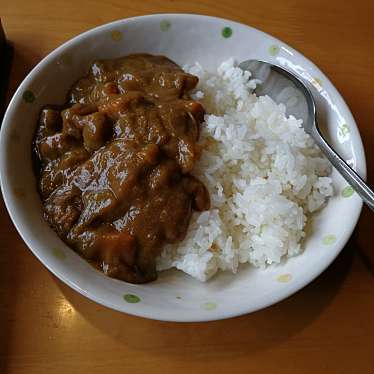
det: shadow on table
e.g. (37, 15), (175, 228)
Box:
(355, 205), (374, 278)
(0, 201), (19, 373)
(55, 231), (357, 361)
(0, 43), (41, 372)
(3, 43), (40, 106)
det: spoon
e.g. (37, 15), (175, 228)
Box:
(239, 60), (374, 211)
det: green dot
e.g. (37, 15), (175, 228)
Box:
(322, 234), (336, 245)
(22, 90), (35, 103)
(52, 248), (66, 260)
(221, 26), (233, 38)
(176, 296), (182, 300)
(160, 20), (171, 32)
(342, 185), (354, 198)
(268, 45), (280, 56)
(123, 294), (141, 303)
(202, 302), (217, 311)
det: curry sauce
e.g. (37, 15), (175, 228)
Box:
(34, 54), (209, 283)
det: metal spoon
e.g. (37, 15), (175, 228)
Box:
(239, 60), (374, 211)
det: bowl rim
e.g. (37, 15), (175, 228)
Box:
(0, 13), (365, 322)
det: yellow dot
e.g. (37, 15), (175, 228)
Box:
(111, 30), (122, 42)
(202, 302), (217, 311)
(322, 234), (336, 245)
(277, 274), (292, 283)
(268, 45), (280, 56)
(312, 77), (323, 88)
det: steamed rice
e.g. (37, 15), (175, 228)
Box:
(156, 58), (333, 281)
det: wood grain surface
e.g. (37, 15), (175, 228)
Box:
(1, 1), (373, 373)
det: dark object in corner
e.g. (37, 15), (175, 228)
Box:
(0, 19), (14, 122)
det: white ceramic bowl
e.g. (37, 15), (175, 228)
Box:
(0, 14), (365, 322)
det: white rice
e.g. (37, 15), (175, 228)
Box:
(156, 58), (333, 281)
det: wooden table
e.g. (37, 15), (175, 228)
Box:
(1, 1), (373, 373)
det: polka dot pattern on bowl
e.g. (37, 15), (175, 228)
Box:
(202, 302), (217, 311)
(52, 248), (66, 260)
(160, 20), (171, 32)
(268, 45), (280, 56)
(277, 274), (292, 283)
(110, 30), (123, 42)
(323, 234), (336, 245)
(123, 294), (141, 303)
(312, 77), (323, 88)
(221, 26), (233, 38)
(342, 185), (354, 198)
(22, 90), (35, 103)
(338, 123), (350, 138)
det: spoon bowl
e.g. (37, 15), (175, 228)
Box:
(239, 59), (374, 211)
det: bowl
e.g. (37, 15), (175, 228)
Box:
(0, 14), (365, 322)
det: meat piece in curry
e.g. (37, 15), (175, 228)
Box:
(33, 54), (210, 283)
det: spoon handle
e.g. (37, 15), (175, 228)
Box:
(312, 126), (374, 211)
